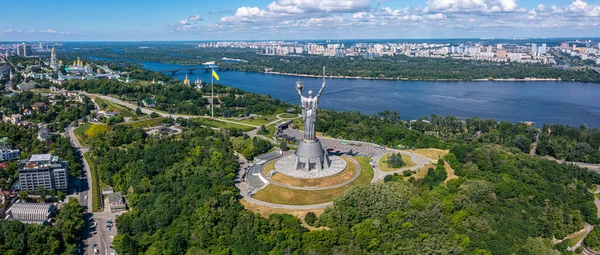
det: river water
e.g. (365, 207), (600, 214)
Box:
(100, 59), (600, 127)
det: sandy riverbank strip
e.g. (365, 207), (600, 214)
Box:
(263, 71), (565, 82)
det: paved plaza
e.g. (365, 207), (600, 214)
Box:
(274, 154), (347, 179)
(282, 129), (388, 157)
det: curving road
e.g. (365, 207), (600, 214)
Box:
(82, 92), (258, 128)
(372, 150), (430, 182)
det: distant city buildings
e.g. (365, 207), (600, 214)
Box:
(18, 154), (69, 192)
(17, 43), (32, 57)
(196, 40), (599, 65)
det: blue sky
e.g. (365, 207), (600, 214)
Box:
(1, 0), (599, 41)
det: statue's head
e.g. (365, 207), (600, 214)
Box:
(308, 90), (313, 97)
(296, 81), (304, 92)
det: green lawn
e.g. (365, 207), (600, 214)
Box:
(258, 125), (277, 138)
(252, 156), (374, 205)
(74, 123), (109, 146)
(225, 115), (278, 126)
(85, 153), (102, 212)
(567, 229), (587, 247)
(73, 123), (91, 145)
(31, 89), (51, 93)
(123, 117), (165, 128)
(191, 118), (254, 132)
(279, 113), (298, 119)
(379, 153), (417, 172)
(94, 97), (136, 117)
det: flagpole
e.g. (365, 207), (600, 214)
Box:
(211, 69), (214, 119)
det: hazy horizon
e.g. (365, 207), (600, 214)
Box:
(2, 0), (599, 41)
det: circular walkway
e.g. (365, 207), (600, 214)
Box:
(239, 147), (430, 210)
(260, 156), (361, 191)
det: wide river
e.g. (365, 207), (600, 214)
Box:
(104, 59), (600, 127)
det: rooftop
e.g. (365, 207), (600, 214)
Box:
(107, 192), (124, 204)
(20, 154), (62, 169)
(30, 154), (52, 162)
(9, 202), (54, 214)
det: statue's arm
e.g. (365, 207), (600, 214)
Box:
(296, 87), (303, 98)
(316, 83), (326, 101)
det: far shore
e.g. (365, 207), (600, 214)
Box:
(262, 71), (566, 82)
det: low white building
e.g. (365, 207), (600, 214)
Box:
(7, 202), (56, 224)
(0, 148), (20, 161)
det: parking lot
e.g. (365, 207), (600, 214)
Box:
(84, 199), (120, 255)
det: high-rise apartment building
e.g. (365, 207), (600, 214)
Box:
(18, 154), (68, 191)
(17, 43), (32, 57)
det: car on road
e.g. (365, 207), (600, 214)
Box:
(92, 243), (97, 247)
(94, 248), (99, 254)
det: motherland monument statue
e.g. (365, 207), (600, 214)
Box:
(296, 67), (326, 141)
(292, 66), (331, 171)
(274, 66), (347, 177)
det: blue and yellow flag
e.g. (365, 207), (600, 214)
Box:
(212, 69), (220, 81)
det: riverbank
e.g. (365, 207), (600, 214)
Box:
(263, 71), (567, 82)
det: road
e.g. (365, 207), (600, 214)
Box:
(530, 133), (539, 156)
(550, 158), (600, 174)
(371, 150), (430, 182)
(67, 126), (115, 255)
(83, 92), (258, 128)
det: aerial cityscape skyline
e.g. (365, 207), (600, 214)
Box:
(3, 2), (600, 254)
(2, 0), (600, 41)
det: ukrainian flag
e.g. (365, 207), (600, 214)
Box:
(212, 69), (220, 81)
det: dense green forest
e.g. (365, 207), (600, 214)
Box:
(79, 115), (600, 254)
(319, 143), (599, 254)
(316, 110), (538, 152)
(0, 198), (84, 254)
(55, 46), (600, 82)
(537, 123), (600, 163)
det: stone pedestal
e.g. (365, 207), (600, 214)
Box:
(294, 139), (330, 171)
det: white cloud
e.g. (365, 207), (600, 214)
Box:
(425, 0), (521, 13)
(266, 0), (371, 14)
(427, 13), (445, 20)
(162, 0), (600, 38)
(566, 0), (600, 17)
(4, 29), (76, 35)
(166, 14), (205, 31)
(189, 14), (202, 21)
(220, 7), (272, 23)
